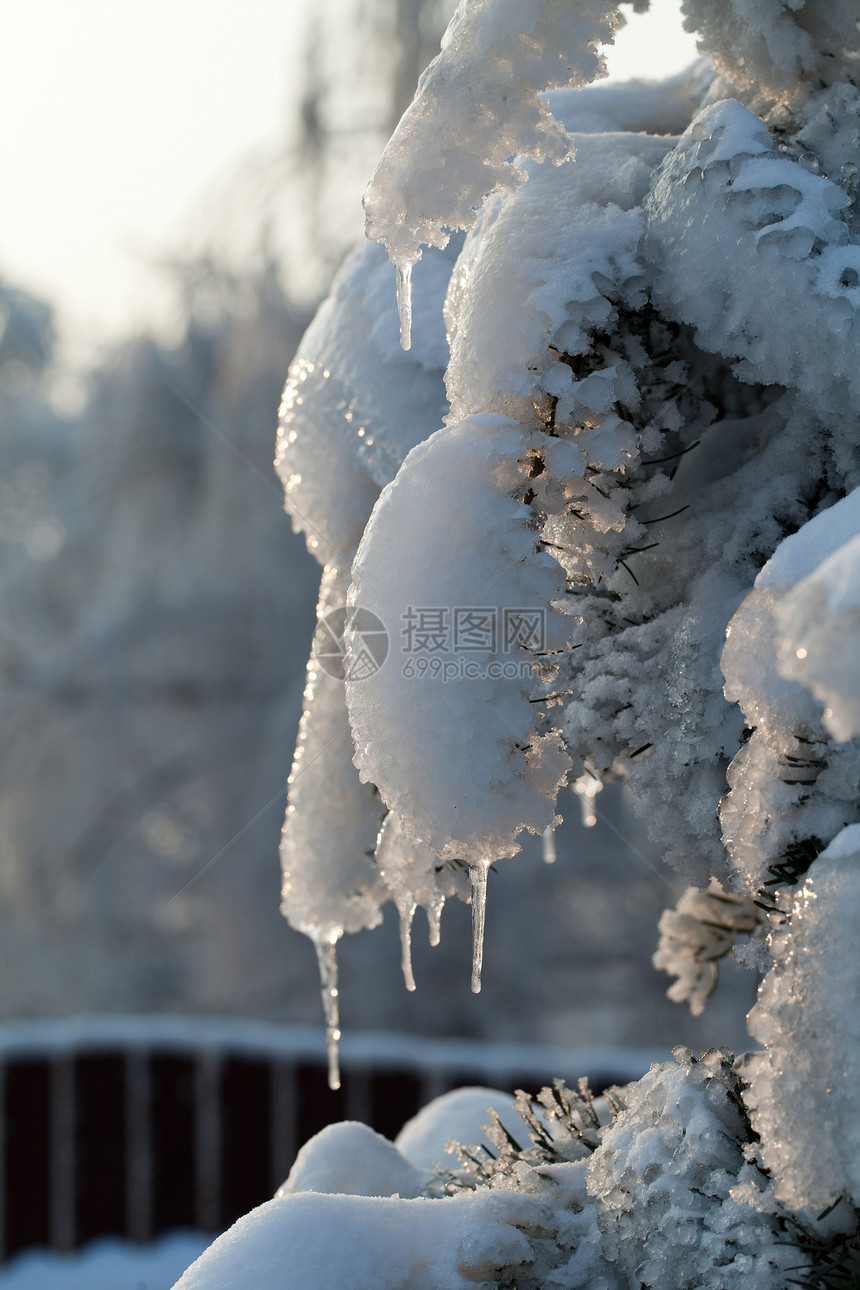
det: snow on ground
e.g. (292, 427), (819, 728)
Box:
(0, 1232), (210, 1290)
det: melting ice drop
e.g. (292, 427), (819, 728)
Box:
(542, 826), (557, 865)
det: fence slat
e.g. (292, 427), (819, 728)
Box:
(49, 1056), (76, 1251)
(369, 1070), (423, 1142)
(195, 1053), (221, 1232)
(74, 1054), (126, 1242)
(270, 1061), (296, 1195)
(3, 1060), (51, 1256)
(219, 1058), (272, 1227)
(150, 1055), (196, 1232)
(295, 1061), (345, 1148)
(126, 1051), (152, 1242)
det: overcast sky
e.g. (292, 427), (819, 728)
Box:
(0, 0), (698, 369)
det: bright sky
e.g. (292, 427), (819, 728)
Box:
(0, 0), (698, 370)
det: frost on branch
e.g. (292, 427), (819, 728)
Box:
(653, 882), (761, 1016)
(393, 1085), (523, 1172)
(363, 0), (624, 341)
(744, 825), (860, 1215)
(646, 98), (860, 427)
(682, 0), (860, 104)
(439, 1054), (801, 1288)
(586, 1049), (800, 1288)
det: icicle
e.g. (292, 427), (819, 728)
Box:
(427, 896), (445, 947)
(398, 900), (417, 992)
(542, 826), (557, 865)
(375, 811), (469, 959)
(469, 861), (489, 994)
(314, 935), (342, 1091)
(395, 261), (413, 351)
(574, 769), (602, 828)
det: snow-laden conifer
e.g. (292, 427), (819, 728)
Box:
(180, 0), (860, 1284)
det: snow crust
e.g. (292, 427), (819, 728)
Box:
(444, 132), (672, 424)
(280, 563), (386, 1085)
(173, 1188), (533, 1290)
(281, 562), (386, 944)
(775, 530), (860, 742)
(395, 1085), (521, 1170)
(757, 485), (860, 593)
(346, 414), (573, 866)
(646, 99), (860, 421)
(275, 239), (454, 563)
(546, 64), (708, 137)
(277, 1120), (431, 1198)
(721, 490), (860, 890)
